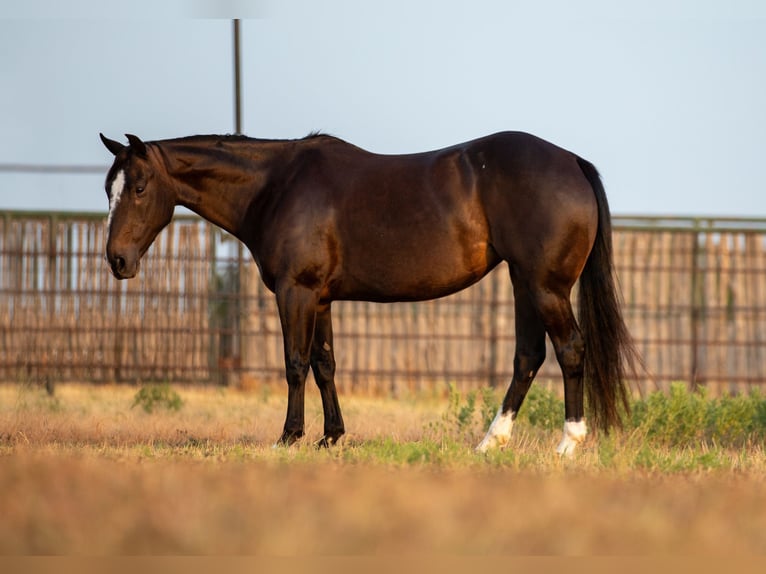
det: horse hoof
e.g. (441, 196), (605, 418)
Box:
(555, 420), (587, 457)
(475, 408), (513, 453)
(314, 434), (342, 449)
(315, 436), (331, 449)
(273, 431), (302, 448)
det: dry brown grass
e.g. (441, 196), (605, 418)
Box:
(0, 383), (440, 449)
(2, 383), (766, 555)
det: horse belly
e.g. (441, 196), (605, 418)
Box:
(337, 228), (497, 302)
(332, 149), (496, 302)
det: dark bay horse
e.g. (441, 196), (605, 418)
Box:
(100, 131), (639, 455)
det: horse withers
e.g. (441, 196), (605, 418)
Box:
(100, 130), (640, 454)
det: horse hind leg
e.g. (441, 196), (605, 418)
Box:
(476, 284), (546, 453)
(534, 288), (588, 456)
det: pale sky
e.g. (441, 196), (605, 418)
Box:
(2, 0), (766, 216)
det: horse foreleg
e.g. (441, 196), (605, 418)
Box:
(476, 284), (546, 453)
(275, 283), (318, 446)
(310, 303), (345, 448)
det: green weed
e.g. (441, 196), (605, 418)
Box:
(131, 383), (184, 414)
(426, 384), (565, 443)
(479, 386), (501, 430)
(631, 382), (709, 444)
(514, 386), (563, 432)
(426, 383), (502, 442)
(631, 383), (766, 447)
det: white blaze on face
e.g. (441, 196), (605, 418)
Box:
(106, 169), (126, 234)
(556, 420), (588, 457)
(475, 408), (514, 453)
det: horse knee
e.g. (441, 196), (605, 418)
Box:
(515, 343), (546, 376)
(284, 353), (310, 386)
(311, 342), (336, 383)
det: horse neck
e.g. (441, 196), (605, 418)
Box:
(159, 138), (291, 238)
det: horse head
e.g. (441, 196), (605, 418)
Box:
(100, 133), (175, 279)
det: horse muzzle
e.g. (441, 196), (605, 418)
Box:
(107, 249), (140, 279)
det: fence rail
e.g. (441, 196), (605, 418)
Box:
(2, 210), (765, 395)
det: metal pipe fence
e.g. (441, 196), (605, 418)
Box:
(2, 210), (765, 395)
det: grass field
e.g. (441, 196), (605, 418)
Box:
(2, 382), (766, 555)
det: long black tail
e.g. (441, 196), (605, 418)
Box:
(576, 157), (641, 432)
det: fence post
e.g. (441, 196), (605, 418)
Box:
(689, 220), (702, 391)
(207, 223), (218, 383)
(46, 214), (58, 388)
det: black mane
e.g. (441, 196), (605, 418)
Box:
(166, 131), (334, 146)
(303, 130), (330, 140)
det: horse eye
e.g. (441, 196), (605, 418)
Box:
(136, 186), (145, 196)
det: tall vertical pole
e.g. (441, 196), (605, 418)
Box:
(233, 19), (243, 135)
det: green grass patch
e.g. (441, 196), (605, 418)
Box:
(630, 382), (766, 447)
(412, 381), (766, 473)
(131, 383), (184, 414)
(443, 381), (766, 449)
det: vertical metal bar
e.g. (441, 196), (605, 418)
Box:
(689, 220), (701, 391)
(208, 224), (218, 383)
(233, 19), (243, 135)
(46, 214), (58, 387)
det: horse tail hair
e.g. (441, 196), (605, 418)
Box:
(576, 157), (642, 432)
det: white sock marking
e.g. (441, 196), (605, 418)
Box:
(475, 408), (514, 453)
(106, 169), (126, 234)
(556, 420), (587, 457)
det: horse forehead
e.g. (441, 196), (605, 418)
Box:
(106, 150), (147, 189)
(109, 169), (126, 200)
(106, 158), (128, 191)
(106, 169), (127, 232)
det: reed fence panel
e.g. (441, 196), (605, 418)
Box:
(2, 212), (765, 395)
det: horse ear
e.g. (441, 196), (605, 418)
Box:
(100, 133), (125, 156)
(125, 134), (148, 158)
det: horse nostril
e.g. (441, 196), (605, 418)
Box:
(112, 255), (126, 274)
(108, 250), (138, 279)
